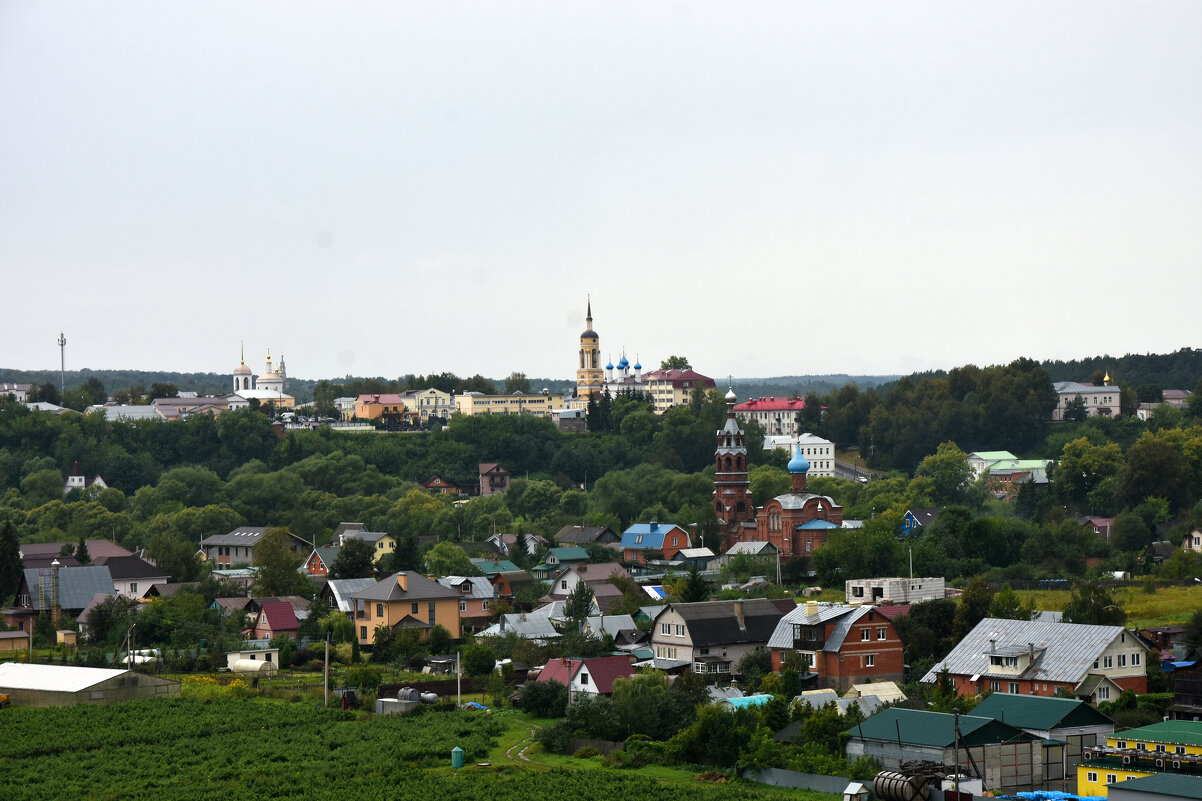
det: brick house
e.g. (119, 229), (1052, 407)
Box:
(767, 601), (905, 690)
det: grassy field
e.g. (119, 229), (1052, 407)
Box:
(1016, 584), (1202, 628)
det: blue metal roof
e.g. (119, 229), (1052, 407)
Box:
(621, 522), (685, 550)
(797, 519), (838, 530)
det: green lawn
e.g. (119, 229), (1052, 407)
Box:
(1016, 584), (1202, 628)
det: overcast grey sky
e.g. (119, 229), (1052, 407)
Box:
(2, 2), (1199, 383)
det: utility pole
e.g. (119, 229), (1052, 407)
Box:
(323, 634), (330, 708)
(456, 649), (462, 707)
(57, 332), (66, 397)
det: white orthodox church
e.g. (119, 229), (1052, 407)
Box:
(230, 348), (295, 408)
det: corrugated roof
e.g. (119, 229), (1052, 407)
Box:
(96, 555), (168, 581)
(436, 576), (495, 600)
(0, 663), (128, 692)
(848, 707), (1035, 747)
(1109, 772), (1202, 800)
(921, 617), (1142, 686)
(21, 566), (115, 610)
(767, 603), (863, 650)
(325, 578), (378, 612)
(622, 522), (687, 550)
(971, 693), (1113, 731)
(1112, 721), (1202, 748)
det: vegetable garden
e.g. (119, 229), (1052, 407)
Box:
(0, 698), (821, 801)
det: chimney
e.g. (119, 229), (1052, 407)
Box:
(396, 573), (407, 591)
(1028, 642), (1035, 661)
(989, 638), (996, 652)
(500, 616), (506, 632)
(649, 521), (658, 531)
(805, 601), (818, 618)
(733, 600), (746, 630)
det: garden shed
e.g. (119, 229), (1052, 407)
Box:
(0, 662), (180, 707)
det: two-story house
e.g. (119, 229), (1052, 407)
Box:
(767, 601), (905, 690)
(97, 556), (170, 599)
(621, 521), (690, 563)
(650, 599), (792, 673)
(530, 547), (590, 580)
(198, 527), (311, 568)
(350, 572), (461, 646)
(435, 576), (496, 632)
(922, 618), (1150, 702)
(337, 529), (396, 564)
(1078, 721), (1202, 797)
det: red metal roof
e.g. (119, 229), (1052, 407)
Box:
(732, 396), (806, 412)
(258, 601), (299, 632)
(537, 655), (634, 694)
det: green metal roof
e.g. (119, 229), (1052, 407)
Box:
(1110, 773), (1202, 800)
(972, 693), (1113, 731)
(548, 546), (589, 561)
(846, 707), (1036, 748)
(1115, 721), (1202, 748)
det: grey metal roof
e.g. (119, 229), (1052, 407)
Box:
(921, 617), (1144, 685)
(767, 603), (863, 650)
(723, 541), (778, 556)
(198, 527), (267, 546)
(774, 492), (836, 510)
(479, 603), (564, 640)
(22, 566), (115, 610)
(824, 606), (871, 651)
(326, 578), (378, 612)
(436, 576), (495, 600)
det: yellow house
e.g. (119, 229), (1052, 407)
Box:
(1077, 721), (1202, 796)
(454, 391), (566, 418)
(340, 530), (397, 564)
(354, 394), (407, 422)
(349, 572), (462, 646)
(399, 388), (455, 424)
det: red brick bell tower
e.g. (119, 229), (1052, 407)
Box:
(715, 388), (755, 549)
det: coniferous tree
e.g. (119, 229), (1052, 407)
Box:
(0, 520), (22, 603)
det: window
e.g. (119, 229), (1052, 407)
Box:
(1009, 682), (1020, 694)
(861, 629), (870, 641)
(561, 580), (568, 590)
(579, 672), (589, 685)
(1136, 743), (1147, 751)
(1132, 653), (1142, 666)
(661, 623), (671, 636)
(428, 602), (435, 622)
(672, 537), (678, 546)
(852, 586), (865, 598)
(360, 626), (367, 639)
(1118, 654), (1127, 668)
(1103, 656), (1113, 669)
(1087, 772), (1098, 783)
(1098, 686), (1111, 701)
(1155, 745), (1166, 753)
(1176, 746), (1186, 755)
(990, 680), (1000, 692)
(482, 601), (490, 610)
(376, 603), (384, 618)
(864, 655), (875, 667)
(675, 624), (685, 637)
(459, 601), (467, 612)
(877, 627), (887, 640)
(1117, 741), (1127, 749)
(411, 603), (419, 614)
(1106, 775), (1117, 785)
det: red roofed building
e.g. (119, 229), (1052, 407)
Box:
(536, 655), (634, 698)
(354, 394), (407, 426)
(643, 369), (716, 414)
(253, 601), (300, 639)
(733, 396), (806, 437)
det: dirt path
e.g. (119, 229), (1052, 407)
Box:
(505, 723), (541, 763)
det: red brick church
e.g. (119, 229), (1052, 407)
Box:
(716, 389), (842, 558)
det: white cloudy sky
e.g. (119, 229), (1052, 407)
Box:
(2, 2), (1199, 382)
